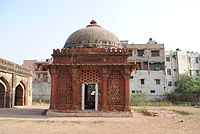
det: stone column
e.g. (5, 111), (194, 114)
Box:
(71, 66), (79, 110)
(23, 84), (27, 106)
(49, 65), (57, 110)
(29, 77), (32, 105)
(101, 67), (108, 111)
(27, 76), (32, 106)
(11, 73), (16, 108)
(124, 66), (131, 112)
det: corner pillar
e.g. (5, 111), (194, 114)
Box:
(124, 66), (131, 112)
(49, 65), (57, 110)
(101, 67), (109, 111)
(71, 66), (79, 110)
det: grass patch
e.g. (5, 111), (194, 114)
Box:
(131, 101), (173, 106)
(60, 121), (82, 125)
(92, 121), (105, 124)
(0, 119), (54, 123)
(0, 119), (28, 123)
(32, 98), (49, 105)
(32, 120), (55, 123)
(28, 120), (81, 124)
(0, 119), (82, 125)
(171, 110), (192, 115)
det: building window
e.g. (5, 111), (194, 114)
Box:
(42, 67), (48, 71)
(166, 56), (170, 62)
(129, 62), (137, 65)
(130, 76), (134, 79)
(168, 81), (172, 86)
(43, 73), (48, 79)
(174, 69), (177, 71)
(136, 90), (142, 93)
(143, 62), (148, 70)
(172, 54), (176, 59)
(151, 50), (160, 57)
(167, 69), (171, 75)
(132, 90), (135, 94)
(196, 70), (200, 74)
(150, 63), (164, 71)
(195, 57), (199, 63)
(37, 74), (40, 78)
(128, 50), (133, 56)
(140, 79), (144, 85)
(188, 57), (191, 63)
(155, 79), (160, 85)
(136, 62), (142, 70)
(137, 50), (144, 57)
(150, 90), (155, 94)
(174, 82), (177, 86)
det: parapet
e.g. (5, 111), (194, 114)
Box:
(51, 48), (130, 65)
(52, 48), (128, 55)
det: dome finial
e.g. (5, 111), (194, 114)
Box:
(90, 20), (97, 25)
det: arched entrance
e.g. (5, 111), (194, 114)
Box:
(0, 77), (10, 108)
(15, 84), (24, 106)
(0, 82), (6, 108)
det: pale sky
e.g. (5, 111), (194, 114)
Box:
(0, 0), (200, 64)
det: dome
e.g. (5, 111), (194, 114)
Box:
(64, 20), (122, 48)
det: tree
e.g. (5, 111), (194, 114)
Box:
(175, 74), (193, 93)
(167, 73), (200, 102)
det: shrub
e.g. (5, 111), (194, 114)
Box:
(131, 92), (147, 106)
(166, 73), (200, 103)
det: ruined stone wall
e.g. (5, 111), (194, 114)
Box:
(0, 58), (32, 107)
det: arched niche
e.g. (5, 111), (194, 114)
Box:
(14, 82), (25, 106)
(0, 77), (10, 108)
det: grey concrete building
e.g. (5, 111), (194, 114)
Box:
(165, 49), (200, 92)
(23, 59), (52, 102)
(124, 38), (166, 101)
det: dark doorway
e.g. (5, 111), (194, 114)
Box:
(0, 83), (5, 108)
(84, 84), (95, 110)
(15, 84), (24, 106)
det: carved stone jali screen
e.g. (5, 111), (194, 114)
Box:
(49, 48), (137, 112)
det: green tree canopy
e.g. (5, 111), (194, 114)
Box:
(167, 73), (200, 102)
(175, 73), (200, 94)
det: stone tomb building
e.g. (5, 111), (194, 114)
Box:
(48, 21), (137, 116)
(0, 58), (32, 108)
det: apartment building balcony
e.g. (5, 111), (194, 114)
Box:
(35, 67), (48, 71)
(34, 78), (49, 82)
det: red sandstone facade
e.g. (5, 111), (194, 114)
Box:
(49, 48), (137, 112)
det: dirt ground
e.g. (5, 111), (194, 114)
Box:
(0, 105), (200, 134)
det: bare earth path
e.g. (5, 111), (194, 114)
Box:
(0, 105), (200, 134)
